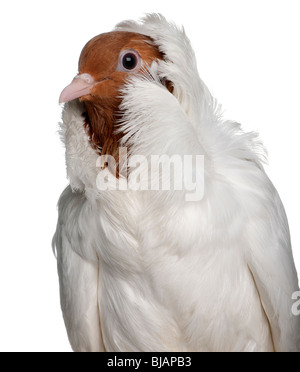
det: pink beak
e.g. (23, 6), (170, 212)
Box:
(59, 73), (95, 104)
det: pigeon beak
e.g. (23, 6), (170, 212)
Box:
(59, 73), (95, 104)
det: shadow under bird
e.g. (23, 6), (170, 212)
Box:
(53, 14), (300, 352)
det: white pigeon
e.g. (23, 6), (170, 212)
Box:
(53, 14), (300, 352)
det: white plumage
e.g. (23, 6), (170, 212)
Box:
(53, 14), (300, 352)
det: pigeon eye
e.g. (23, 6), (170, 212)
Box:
(117, 49), (141, 72)
(122, 53), (137, 70)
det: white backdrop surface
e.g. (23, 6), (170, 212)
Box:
(0, 0), (299, 351)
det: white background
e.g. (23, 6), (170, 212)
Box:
(0, 0), (299, 351)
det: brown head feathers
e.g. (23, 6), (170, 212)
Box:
(77, 31), (165, 166)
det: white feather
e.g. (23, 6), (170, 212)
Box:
(53, 14), (300, 352)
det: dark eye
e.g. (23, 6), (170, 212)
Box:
(122, 53), (138, 70)
(117, 49), (141, 72)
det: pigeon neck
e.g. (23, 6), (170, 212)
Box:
(82, 98), (123, 164)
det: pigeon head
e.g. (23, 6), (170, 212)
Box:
(59, 31), (163, 104)
(59, 31), (164, 158)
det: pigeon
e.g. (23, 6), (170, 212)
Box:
(53, 14), (300, 352)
